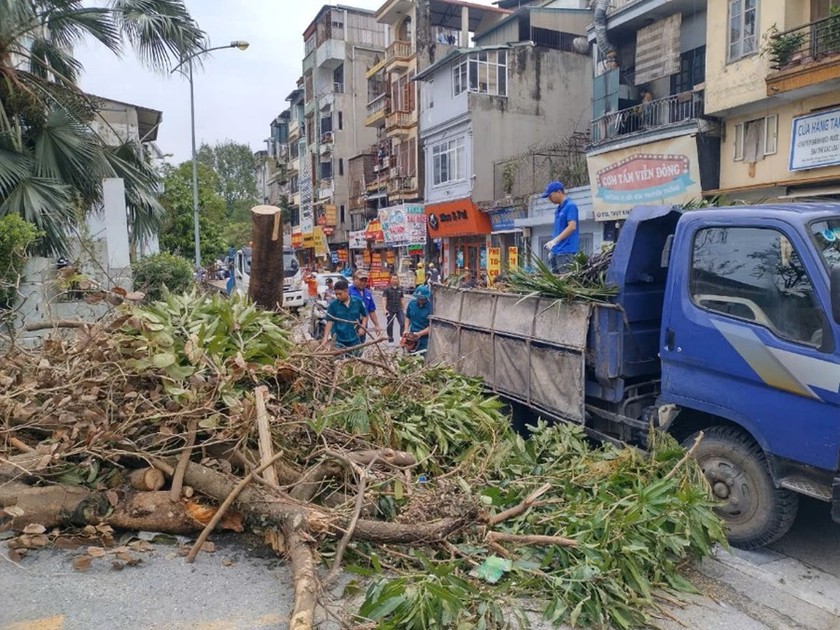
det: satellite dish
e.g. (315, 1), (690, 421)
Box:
(572, 37), (590, 54)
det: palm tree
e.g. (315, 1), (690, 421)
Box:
(0, 0), (207, 254)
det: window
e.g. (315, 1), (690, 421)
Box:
(304, 35), (316, 56)
(338, 158), (344, 176)
(431, 136), (466, 186)
(338, 111), (343, 130)
(391, 72), (415, 112)
(423, 77), (434, 110)
(728, 0), (758, 62)
(340, 204), (346, 224)
(734, 114), (777, 161)
(671, 46), (706, 93)
(453, 50), (507, 97)
(333, 65), (344, 93)
(691, 227), (824, 347)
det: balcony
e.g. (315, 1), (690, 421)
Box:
(385, 110), (414, 133)
(365, 93), (389, 128)
(766, 16), (840, 97)
(385, 40), (412, 71)
(316, 38), (345, 70)
(590, 89), (707, 147)
(318, 178), (334, 200)
(386, 174), (417, 195)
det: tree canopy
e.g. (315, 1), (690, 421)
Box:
(0, 0), (207, 254)
(196, 140), (258, 218)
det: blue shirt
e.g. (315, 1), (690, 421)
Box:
(551, 198), (580, 255)
(406, 298), (431, 333)
(326, 296), (367, 347)
(349, 285), (376, 313)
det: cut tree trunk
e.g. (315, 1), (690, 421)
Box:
(248, 205), (284, 310)
(129, 468), (166, 491)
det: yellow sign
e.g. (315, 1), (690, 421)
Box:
(302, 232), (315, 248)
(487, 247), (501, 286)
(507, 246), (518, 269)
(313, 226), (328, 257)
(325, 205), (337, 226)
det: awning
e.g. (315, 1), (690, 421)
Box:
(780, 185), (840, 199)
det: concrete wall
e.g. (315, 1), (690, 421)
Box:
(470, 46), (591, 202)
(720, 92), (840, 193)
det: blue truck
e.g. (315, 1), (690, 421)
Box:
(427, 203), (840, 549)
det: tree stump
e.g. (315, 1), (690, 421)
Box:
(248, 205), (284, 310)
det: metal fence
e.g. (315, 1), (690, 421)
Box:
(769, 15), (840, 70)
(590, 90), (705, 145)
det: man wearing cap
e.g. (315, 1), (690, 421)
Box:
(542, 181), (579, 273)
(405, 284), (432, 354)
(322, 278), (367, 354)
(349, 270), (382, 341)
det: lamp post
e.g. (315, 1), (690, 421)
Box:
(171, 41), (249, 271)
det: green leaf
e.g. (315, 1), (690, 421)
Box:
(474, 555), (512, 584)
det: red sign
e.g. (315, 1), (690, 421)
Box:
(424, 199), (491, 238)
(291, 230), (303, 249)
(365, 219), (384, 243)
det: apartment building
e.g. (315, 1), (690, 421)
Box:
(584, 0), (721, 224)
(705, 1), (840, 202)
(416, 31), (592, 276)
(297, 6), (387, 265)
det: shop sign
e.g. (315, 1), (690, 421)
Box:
(587, 135), (701, 221)
(323, 226), (334, 236)
(488, 207), (526, 231)
(378, 204), (426, 245)
(369, 252), (389, 289)
(291, 229), (304, 249)
(325, 204), (338, 226)
(507, 246), (518, 269)
(349, 230), (367, 250)
(487, 247), (501, 285)
(302, 232), (315, 248)
(386, 250), (396, 265)
(425, 199), (492, 238)
(365, 219), (385, 243)
(337, 249), (348, 263)
(313, 226), (328, 257)
(407, 245), (423, 255)
(789, 107), (840, 171)
(330, 251), (339, 264)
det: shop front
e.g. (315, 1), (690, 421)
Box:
(378, 203), (427, 286)
(424, 198), (492, 278)
(486, 205), (527, 275)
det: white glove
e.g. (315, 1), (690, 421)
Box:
(544, 240), (555, 251)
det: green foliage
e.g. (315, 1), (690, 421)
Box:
(311, 360), (508, 470)
(0, 213), (42, 309)
(357, 423), (727, 630)
(158, 162), (227, 264)
(196, 141), (258, 217)
(118, 291), (292, 400)
(505, 255), (617, 303)
(131, 252), (194, 302)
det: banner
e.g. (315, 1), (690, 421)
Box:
(790, 107), (840, 171)
(325, 204), (337, 226)
(378, 204), (427, 246)
(587, 135), (701, 221)
(299, 142), (314, 233)
(349, 230), (367, 250)
(487, 247), (501, 285)
(313, 226), (328, 257)
(365, 219), (384, 244)
(369, 253), (389, 289)
(291, 229), (303, 250)
(507, 246), (518, 269)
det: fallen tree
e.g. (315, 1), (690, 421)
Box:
(0, 291), (726, 629)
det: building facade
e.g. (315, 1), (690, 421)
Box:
(705, 1), (840, 202)
(584, 0), (721, 226)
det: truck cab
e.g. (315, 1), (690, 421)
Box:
(654, 205), (840, 548)
(233, 247), (305, 310)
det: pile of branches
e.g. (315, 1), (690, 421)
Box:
(503, 250), (617, 303)
(1, 291), (725, 629)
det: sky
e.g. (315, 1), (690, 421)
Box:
(77, 0), (498, 164)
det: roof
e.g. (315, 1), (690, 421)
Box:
(304, 4), (377, 38)
(285, 87), (304, 103)
(89, 94), (163, 142)
(414, 42), (529, 81)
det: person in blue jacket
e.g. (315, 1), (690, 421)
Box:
(541, 181), (579, 273)
(322, 279), (367, 354)
(405, 284), (432, 354)
(349, 270), (381, 342)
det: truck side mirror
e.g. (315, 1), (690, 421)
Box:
(831, 267), (840, 324)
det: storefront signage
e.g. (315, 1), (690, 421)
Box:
(507, 246), (518, 269)
(302, 232), (315, 248)
(369, 252), (389, 289)
(789, 107), (840, 171)
(291, 229), (303, 250)
(349, 229), (367, 250)
(337, 249), (348, 263)
(487, 247), (501, 285)
(424, 199), (492, 238)
(587, 135), (701, 221)
(365, 219), (384, 243)
(378, 204), (426, 246)
(313, 226), (328, 257)
(325, 204), (337, 226)
(488, 207), (527, 232)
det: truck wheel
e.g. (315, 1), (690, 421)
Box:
(684, 426), (798, 550)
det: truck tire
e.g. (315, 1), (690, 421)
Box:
(684, 426), (798, 550)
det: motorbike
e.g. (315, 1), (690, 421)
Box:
(309, 299), (328, 340)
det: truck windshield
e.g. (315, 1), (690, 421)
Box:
(283, 252), (299, 278)
(809, 218), (840, 271)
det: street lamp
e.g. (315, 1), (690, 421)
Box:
(171, 41), (250, 270)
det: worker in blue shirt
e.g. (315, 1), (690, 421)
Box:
(322, 279), (367, 353)
(349, 270), (381, 341)
(405, 284), (432, 354)
(541, 181), (579, 273)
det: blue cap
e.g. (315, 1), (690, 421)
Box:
(542, 181), (565, 198)
(414, 285), (430, 298)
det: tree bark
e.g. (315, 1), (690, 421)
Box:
(248, 205), (284, 310)
(285, 514), (319, 630)
(129, 468), (166, 491)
